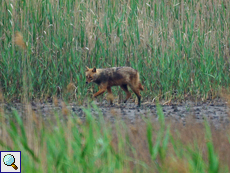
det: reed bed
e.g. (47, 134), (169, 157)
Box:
(0, 0), (229, 102)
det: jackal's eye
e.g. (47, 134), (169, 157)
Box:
(87, 76), (93, 80)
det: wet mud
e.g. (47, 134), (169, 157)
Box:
(3, 98), (230, 129)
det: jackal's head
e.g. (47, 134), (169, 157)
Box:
(85, 66), (96, 84)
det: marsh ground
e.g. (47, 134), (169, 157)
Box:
(4, 98), (230, 129)
(2, 98), (230, 171)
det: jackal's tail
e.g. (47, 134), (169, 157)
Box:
(136, 72), (144, 91)
(139, 83), (144, 90)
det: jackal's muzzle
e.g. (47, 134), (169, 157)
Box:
(86, 75), (93, 84)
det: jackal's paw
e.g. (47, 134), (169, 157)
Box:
(137, 105), (144, 110)
(109, 103), (115, 107)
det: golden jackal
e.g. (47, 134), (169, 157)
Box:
(85, 66), (144, 106)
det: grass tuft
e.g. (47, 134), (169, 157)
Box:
(0, 104), (229, 172)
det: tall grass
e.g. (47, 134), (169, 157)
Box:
(0, 104), (229, 172)
(0, 0), (230, 102)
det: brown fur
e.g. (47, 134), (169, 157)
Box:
(85, 66), (144, 106)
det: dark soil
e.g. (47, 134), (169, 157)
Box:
(3, 98), (230, 129)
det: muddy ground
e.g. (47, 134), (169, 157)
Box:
(3, 98), (230, 129)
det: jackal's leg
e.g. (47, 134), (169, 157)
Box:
(120, 84), (131, 103)
(129, 86), (141, 107)
(107, 86), (114, 105)
(93, 86), (106, 97)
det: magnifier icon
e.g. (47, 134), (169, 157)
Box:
(3, 154), (18, 170)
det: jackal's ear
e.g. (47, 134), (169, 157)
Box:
(92, 67), (96, 72)
(85, 66), (90, 71)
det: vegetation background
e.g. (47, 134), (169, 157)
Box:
(0, 0), (229, 102)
